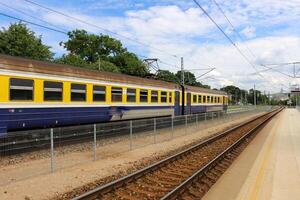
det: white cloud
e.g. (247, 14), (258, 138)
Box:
(240, 26), (256, 38)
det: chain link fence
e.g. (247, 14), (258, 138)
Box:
(0, 106), (274, 186)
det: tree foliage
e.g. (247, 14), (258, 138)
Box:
(174, 70), (210, 88)
(110, 52), (148, 76)
(156, 70), (179, 83)
(55, 54), (120, 73)
(0, 23), (53, 60)
(60, 30), (148, 76)
(221, 85), (270, 105)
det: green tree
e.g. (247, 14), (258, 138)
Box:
(174, 70), (210, 88)
(221, 85), (241, 104)
(247, 89), (270, 105)
(55, 54), (120, 73)
(156, 70), (179, 83)
(110, 52), (148, 76)
(176, 71), (197, 85)
(55, 54), (88, 67)
(60, 29), (149, 76)
(60, 29), (125, 63)
(0, 23), (53, 60)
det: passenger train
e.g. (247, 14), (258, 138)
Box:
(0, 54), (228, 135)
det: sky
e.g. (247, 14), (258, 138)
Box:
(1, 0), (300, 93)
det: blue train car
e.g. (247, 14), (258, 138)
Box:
(0, 54), (228, 135)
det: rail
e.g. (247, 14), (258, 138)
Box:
(72, 107), (282, 200)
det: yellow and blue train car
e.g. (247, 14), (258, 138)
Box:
(0, 55), (228, 135)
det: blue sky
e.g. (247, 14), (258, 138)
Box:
(1, 0), (300, 92)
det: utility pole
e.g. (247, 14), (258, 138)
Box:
(235, 90), (238, 105)
(98, 56), (101, 71)
(181, 57), (185, 115)
(245, 91), (247, 105)
(254, 84), (256, 107)
(181, 57), (184, 85)
(240, 91), (243, 105)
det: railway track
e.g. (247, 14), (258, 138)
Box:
(72, 107), (283, 200)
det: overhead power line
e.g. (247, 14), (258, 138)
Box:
(263, 61), (300, 66)
(192, 0), (289, 90)
(0, 2), (69, 33)
(1, 12), (181, 72)
(0, 12), (68, 34)
(192, 0), (260, 75)
(24, 0), (178, 59)
(211, 0), (257, 59)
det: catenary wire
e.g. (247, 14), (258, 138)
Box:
(0, 12), (68, 34)
(0, 12), (182, 72)
(192, 0), (289, 90)
(24, 0), (178, 59)
(0, 2), (69, 33)
(211, 0), (257, 59)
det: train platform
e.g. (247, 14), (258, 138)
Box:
(203, 108), (300, 200)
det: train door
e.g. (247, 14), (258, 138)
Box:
(187, 92), (191, 115)
(174, 91), (180, 116)
(223, 96), (228, 112)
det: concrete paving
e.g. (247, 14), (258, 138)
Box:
(203, 108), (300, 200)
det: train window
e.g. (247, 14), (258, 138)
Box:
(207, 96), (210, 103)
(140, 90), (148, 103)
(71, 83), (86, 101)
(127, 88), (136, 103)
(44, 81), (63, 101)
(198, 95), (202, 103)
(193, 94), (197, 103)
(151, 91), (158, 103)
(93, 85), (106, 102)
(203, 96), (206, 103)
(168, 92), (172, 103)
(161, 91), (167, 103)
(10, 78), (34, 101)
(111, 87), (123, 102)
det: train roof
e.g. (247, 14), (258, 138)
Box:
(0, 54), (177, 89)
(185, 85), (227, 95)
(0, 54), (227, 95)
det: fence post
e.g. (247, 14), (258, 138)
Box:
(185, 115), (188, 127)
(196, 114), (198, 127)
(93, 124), (97, 161)
(171, 116), (174, 139)
(205, 112), (207, 121)
(185, 115), (188, 134)
(50, 128), (54, 173)
(154, 118), (157, 144)
(130, 120), (133, 150)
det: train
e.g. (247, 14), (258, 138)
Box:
(0, 54), (228, 136)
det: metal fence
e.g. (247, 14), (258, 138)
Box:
(0, 106), (273, 186)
